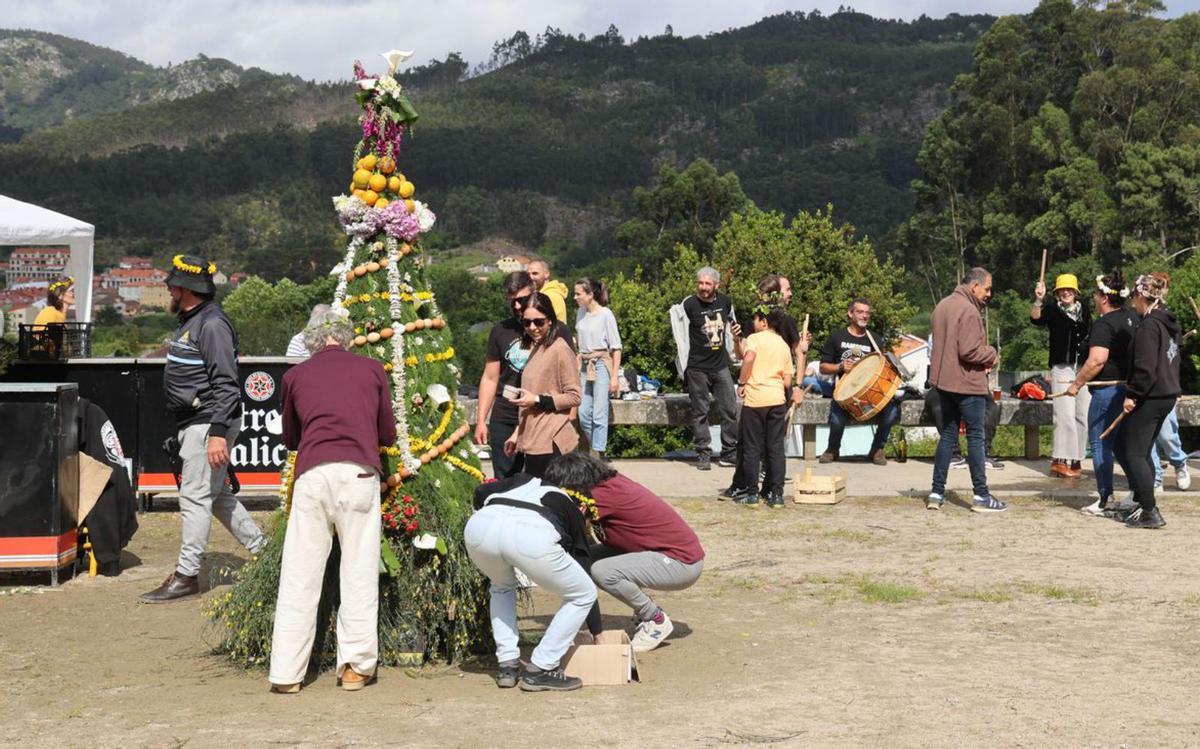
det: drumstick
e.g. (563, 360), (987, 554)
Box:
(1189, 296), (1200, 324)
(1100, 411), (1127, 440)
(864, 328), (883, 355)
(1055, 379), (1123, 386)
(801, 314), (810, 337)
(1039, 249), (1047, 286)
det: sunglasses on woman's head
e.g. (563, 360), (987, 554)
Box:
(522, 317), (549, 328)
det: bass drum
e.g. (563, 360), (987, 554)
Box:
(832, 353), (901, 422)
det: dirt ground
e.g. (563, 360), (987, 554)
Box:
(3, 490), (1200, 748)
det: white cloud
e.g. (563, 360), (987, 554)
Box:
(2, 0), (1197, 80)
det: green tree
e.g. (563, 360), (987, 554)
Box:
(222, 275), (335, 355)
(615, 159), (750, 271)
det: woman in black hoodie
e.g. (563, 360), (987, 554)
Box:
(1120, 272), (1181, 529)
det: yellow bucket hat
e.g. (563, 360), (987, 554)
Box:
(1053, 273), (1079, 293)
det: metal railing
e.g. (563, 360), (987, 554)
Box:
(17, 323), (93, 360)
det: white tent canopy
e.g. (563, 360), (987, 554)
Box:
(0, 194), (94, 322)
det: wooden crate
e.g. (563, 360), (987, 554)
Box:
(793, 468), (847, 504)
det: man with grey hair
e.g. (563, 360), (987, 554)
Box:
(672, 266), (739, 470)
(268, 308), (397, 693)
(286, 304), (332, 358)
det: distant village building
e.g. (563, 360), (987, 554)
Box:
(228, 272), (248, 287)
(2, 303), (37, 334)
(118, 256), (154, 270)
(496, 254), (531, 273)
(98, 267), (167, 289)
(120, 281), (171, 310)
(6, 247), (70, 286)
(212, 270), (229, 286)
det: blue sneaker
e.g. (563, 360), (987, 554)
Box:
(925, 492), (944, 511)
(733, 492), (760, 507)
(972, 494), (1007, 513)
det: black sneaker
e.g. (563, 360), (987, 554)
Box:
(764, 492), (786, 509)
(717, 455), (737, 468)
(496, 660), (520, 689)
(733, 492), (760, 507)
(718, 485), (743, 501)
(985, 457), (1005, 470)
(818, 451), (838, 464)
(695, 454), (712, 471)
(519, 666), (582, 692)
(1125, 506), (1165, 529)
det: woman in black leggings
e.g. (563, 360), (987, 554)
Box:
(1119, 272), (1181, 529)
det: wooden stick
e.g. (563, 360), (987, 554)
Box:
(864, 328), (883, 355)
(1039, 249), (1048, 285)
(1100, 411), (1127, 440)
(1189, 296), (1200, 324)
(1055, 379), (1123, 386)
(801, 314), (810, 337)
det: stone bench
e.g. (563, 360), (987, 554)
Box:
(459, 394), (1200, 460)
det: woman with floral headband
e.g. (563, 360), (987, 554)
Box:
(34, 276), (75, 326)
(1117, 272), (1180, 529)
(1066, 272), (1137, 516)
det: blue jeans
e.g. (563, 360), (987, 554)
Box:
(827, 398), (900, 455)
(1151, 405), (1186, 485)
(464, 504), (597, 671)
(579, 359), (612, 452)
(801, 375), (834, 398)
(1087, 385), (1129, 499)
(930, 390), (989, 497)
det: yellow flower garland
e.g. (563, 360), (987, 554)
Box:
(342, 291), (391, 308)
(410, 402), (455, 452)
(172, 254), (217, 275)
(561, 488), (600, 521)
(444, 454), (485, 482)
(405, 346), (455, 366)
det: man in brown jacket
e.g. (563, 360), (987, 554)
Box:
(927, 267), (1006, 513)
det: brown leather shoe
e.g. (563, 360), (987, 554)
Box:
(270, 682), (301, 694)
(138, 572), (199, 603)
(1050, 461), (1075, 478)
(870, 449), (887, 466)
(339, 667), (376, 691)
(819, 451), (838, 464)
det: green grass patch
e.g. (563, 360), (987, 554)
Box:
(856, 576), (924, 604)
(1022, 583), (1101, 605)
(957, 587), (1013, 603)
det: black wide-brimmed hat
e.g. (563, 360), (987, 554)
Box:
(166, 254), (217, 295)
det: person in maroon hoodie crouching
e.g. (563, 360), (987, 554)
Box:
(544, 452), (705, 653)
(268, 309), (397, 694)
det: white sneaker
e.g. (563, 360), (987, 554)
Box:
(1176, 465), (1191, 490)
(1079, 498), (1107, 517)
(631, 612), (674, 653)
(925, 492), (944, 511)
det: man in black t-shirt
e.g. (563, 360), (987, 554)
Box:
(677, 266), (739, 470)
(476, 271), (573, 478)
(817, 298), (899, 465)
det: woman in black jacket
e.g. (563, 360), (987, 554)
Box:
(1031, 273), (1091, 477)
(1119, 272), (1180, 529)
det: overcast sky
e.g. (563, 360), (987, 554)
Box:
(4, 0), (1198, 81)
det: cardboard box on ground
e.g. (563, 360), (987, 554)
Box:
(562, 631), (640, 685)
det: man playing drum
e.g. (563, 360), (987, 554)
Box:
(818, 299), (900, 466)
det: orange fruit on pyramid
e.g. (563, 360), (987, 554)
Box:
(379, 157), (396, 175)
(369, 173), (387, 192)
(375, 197), (390, 210)
(363, 190), (379, 206)
(353, 189), (367, 200)
(353, 169), (371, 188)
(403, 198), (415, 212)
(348, 181), (355, 193)
(387, 176), (403, 193)
(398, 181), (415, 198)
(359, 153), (378, 171)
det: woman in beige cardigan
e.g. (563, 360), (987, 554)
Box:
(504, 293), (581, 477)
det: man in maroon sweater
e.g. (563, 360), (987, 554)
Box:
(544, 453), (705, 653)
(268, 310), (397, 694)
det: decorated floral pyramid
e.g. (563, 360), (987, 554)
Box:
(206, 52), (488, 667)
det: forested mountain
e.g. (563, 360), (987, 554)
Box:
(0, 29), (301, 138)
(0, 12), (994, 281)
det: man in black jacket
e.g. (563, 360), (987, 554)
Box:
(140, 255), (265, 603)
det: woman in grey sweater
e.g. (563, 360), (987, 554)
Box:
(573, 278), (622, 461)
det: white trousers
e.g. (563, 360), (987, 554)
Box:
(1050, 364), (1091, 461)
(464, 504), (596, 671)
(269, 461), (381, 685)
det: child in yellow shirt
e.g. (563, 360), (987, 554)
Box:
(731, 307), (793, 507)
